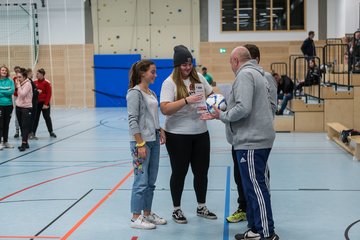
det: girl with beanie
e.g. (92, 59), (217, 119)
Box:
(160, 45), (217, 224)
(127, 59), (167, 229)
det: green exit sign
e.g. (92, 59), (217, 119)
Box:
(219, 48), (227, 54)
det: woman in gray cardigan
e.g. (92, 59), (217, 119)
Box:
(126, 59), (166, 230)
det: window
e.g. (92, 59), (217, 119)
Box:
(273, 0), (287, 30)
(221, 0), (305, 31)
(239, 0), (254, 31)
(290, 0), (304, 30)
(256, 0), (271, 31)
(222, 0), (237, 31)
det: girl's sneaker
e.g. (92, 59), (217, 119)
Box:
(172, 209), (187, 224)
(196, 206), (217, 219)
(145, 212), (167, 225)
(130, 215), (156, 230)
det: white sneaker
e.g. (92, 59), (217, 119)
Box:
(130, 215), (156, 229)
(145, 212), (167, 225)
(0, 144), (3, 150)
(3, 142), (14, 149)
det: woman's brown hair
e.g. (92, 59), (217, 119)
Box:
(128, 60), (155, 89)
(171, 65), (201, 100)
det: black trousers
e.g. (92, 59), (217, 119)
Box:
(0, 105), (14, 143)
(16, 107), (32, 143)
(32, 102), (54, 135)
(30, 99), (38, 133)
(232, 146), (247, 211)
(165, 131), (210, 207)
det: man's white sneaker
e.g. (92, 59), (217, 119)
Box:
(235, 229), (261, 240)
(145, 212), (167, 225)
(130, 215), (156, 229)
(0, 144), (3, 150)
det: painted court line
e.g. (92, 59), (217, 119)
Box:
(0, 162), (127, 202)
(0, 125), (101, 165)
(0, 236), (59, 239)
(223, 166), (231, 240)
(60, 169), (134, 240)
(31, 190), (94, 240)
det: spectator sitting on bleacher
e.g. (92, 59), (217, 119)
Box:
(295, 59), (321, 94)
(273, 73), (294, 115)
(349, 30), (360, 71)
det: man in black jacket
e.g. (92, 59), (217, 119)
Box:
(301, 31), (316, 59)
(273, 73), (294, 115)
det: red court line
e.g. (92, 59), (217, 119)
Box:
(60, 169), (134, 240)
(0, 162), (128, 202)
(0, 236), (59, 239)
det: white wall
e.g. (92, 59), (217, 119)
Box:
(345, 0), (360, 34)
(327, 0), (360, 38)
(327, 0), (341, 38)
(0, 0), (85, 45)
(37, 0), (85, 44)
(208, 0), (319, 42)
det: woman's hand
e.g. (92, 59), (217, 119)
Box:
(160, 129), (166, 144)
(186, 94), (203, 104)
(137, 146), (147, 159)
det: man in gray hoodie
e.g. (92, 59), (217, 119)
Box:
(210, 47), (279, 240)
(226, 44), (278, 224)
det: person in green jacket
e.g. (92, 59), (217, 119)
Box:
(0, 65), (15, 150)
(202, 67), (214, 86)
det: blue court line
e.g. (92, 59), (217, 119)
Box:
(223, 166), (231, 240)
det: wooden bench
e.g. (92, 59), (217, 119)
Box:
(327, 122), (360, 160)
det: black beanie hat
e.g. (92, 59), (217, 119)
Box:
(173, 45), (193, 67)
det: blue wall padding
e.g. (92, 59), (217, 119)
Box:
(94, 54), (141, 107)
(93, 54), (196, 107)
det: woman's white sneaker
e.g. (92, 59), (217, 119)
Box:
(130, 215), (156, 229)
(145, 212), (167, 225)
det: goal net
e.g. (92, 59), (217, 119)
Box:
(0, 2), (39, 71)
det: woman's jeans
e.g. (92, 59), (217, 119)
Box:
(130, 133), (160, 214)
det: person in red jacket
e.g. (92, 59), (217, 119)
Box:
(31, 68), (56, 138)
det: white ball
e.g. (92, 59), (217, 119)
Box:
(206, 94), (227, 113)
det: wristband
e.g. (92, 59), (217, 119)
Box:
(136, 141), (146, 147)
(184, 98), (188, 105)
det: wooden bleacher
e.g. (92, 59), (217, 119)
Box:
(199, 40), (360, 133)
(327, 122), (360, 160)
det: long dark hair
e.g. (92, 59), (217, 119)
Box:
(128, 60), (155, 89)
(19, 68), (28, 79)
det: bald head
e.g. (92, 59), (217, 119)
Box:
(230, 46), (251, 74)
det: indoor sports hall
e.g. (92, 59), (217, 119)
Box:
(1, 1), (360, 240)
